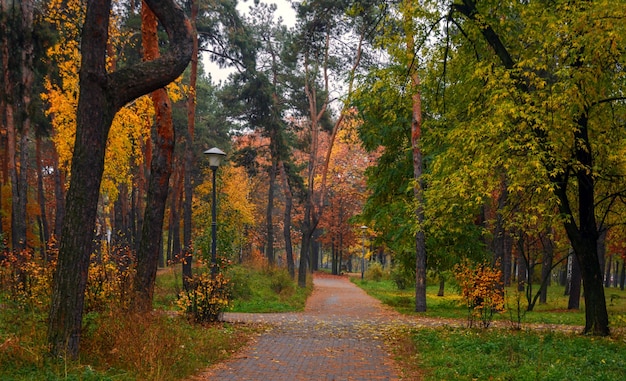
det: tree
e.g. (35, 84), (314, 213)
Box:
(47, 0), (192, 358)
(132, 0), (177, 313)
(292, 0), (376, 287)
(447, 0), (626, 336)
(400, 1), (427, 312)
(0, 0), (35, 252)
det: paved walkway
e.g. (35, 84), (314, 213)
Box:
(191, 273), (404, 381)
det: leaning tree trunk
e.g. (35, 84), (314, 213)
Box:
(132, 0), (176, 314)
(47, 0), (192, 358)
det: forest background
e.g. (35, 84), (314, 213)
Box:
(1, 0), (626, 364)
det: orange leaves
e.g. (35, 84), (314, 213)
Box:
(454, 259), (505, 328)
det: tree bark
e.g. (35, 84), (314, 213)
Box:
(279, 160), (295, 278)
(47, 0), (192, 358)
(52, 146), (65, 241)
(568, 253), (581, 310)
(182, 0), (199, 288)
(132, 0), (176, 313)
(265, 157), (277, 265)
(36, 136), (50, 259)
(539, 233), (554, 304)
(401, 3), (427, 312)
(619, 258), (626, 291)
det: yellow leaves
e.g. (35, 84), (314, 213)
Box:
(454, 259), (505, 328)
(42, 0), (196, 201)
(178, 273), (231, 323)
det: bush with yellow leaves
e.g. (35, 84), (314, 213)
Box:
(177, 272), (231, 323)
(454, 259), (505, 328)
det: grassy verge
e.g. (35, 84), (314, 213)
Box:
(355, 274), (626, 380)
(226, 265), (312, 313)
(389, 326), (626, 381)
(0, 302), (258, 381)
(352, 277), (626, 327)
(1, 263), (309, 380)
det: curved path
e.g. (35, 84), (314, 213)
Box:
(191, 273), (403, 381)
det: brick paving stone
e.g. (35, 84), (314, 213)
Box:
(191, 274), (402, 381)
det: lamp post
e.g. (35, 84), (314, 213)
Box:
(360, 225), (367, 280)
(204, 147), (226, 277)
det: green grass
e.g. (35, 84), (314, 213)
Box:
(226, 265), (312, 313)
(352, 277), (626, 328)
(356, 274), (626, 380)
(400, 327), (626, 381)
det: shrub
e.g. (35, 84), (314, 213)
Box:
(454, 259), (505, 328)
(366, 262), (385, 282)
(391, 265), (414, 290)
(226, 265), (253, 300)
(269, 268), (295, 297)
(177, 272), (231, 323)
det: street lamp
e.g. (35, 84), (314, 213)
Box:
(360, 225), (367, 280)
(204, 147), (226, 277)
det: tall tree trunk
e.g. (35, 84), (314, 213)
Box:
(4, 0), (35, 252)
(265, 157), (276, 265)
(181, 0), (199, 288)
(171, 179), (183, 263)
(47, 0), (192, 358)
(279, 160), (295, 278)
(132, 0), (176, 313)
(52, 146), (65, 241)
(517, 236), (528, 292)
(619, 257), (626, 291)
(401, 3), (426, 312)
(604, 256), (612, 288)
(298, 211), (312, 288)
(36, 136), (50, 259)
(613, 259), (619, 288)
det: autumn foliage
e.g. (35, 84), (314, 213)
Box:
(454, 259), (505, 328)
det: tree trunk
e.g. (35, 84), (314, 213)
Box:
(401, 6), (427, 313)
(132, 1), (176, 313)
(437, 275), (445, 297)
(568, 253), (581, 310)
(539, 233), (553, 304)
(36, 136), (50, 259)
(619, 258), (626, 291)
(48, 0), (192, 358)
(181, 0), (199, 286)
(613, 259), (619, 288)
(517, 236), (527, 292)
(168, 167), (184, 262)
(279, 161), (295, 278)
(298, 210), (312, 287)
(455, 0), (609, 336)
(265, 157), (276, 265)
(52, 147), (65, 241)
(604, 258), (613, 288)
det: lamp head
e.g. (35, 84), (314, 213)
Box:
(204, 147), (226, 169)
